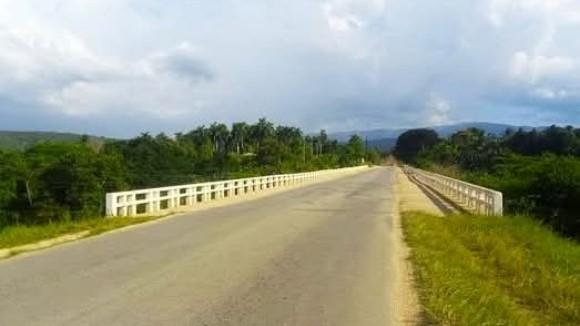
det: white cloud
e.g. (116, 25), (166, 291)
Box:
(1, 0), (580, 136)
(42, 43), (213, 117)
(487, 0), (580, 27)
(44, 77), (208, 118)
(0, 3), (213, 119)
(322, 4), (364, 32)
(510, 52), (578, 83)
(425, 94), (452, 126)
(321, 0), (388, 32)
(0, 19), (114, 94)
(530, 87), (570, 100)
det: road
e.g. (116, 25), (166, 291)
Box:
(0, 167), (403, 326)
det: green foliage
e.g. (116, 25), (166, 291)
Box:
(504, 125), (580, 156)
(393, 128), (439, 163)
(338, 135), (365, 166)
(0, 143), (127, 227)
(0, 118), (374, 229)
(108, 132), (197, 187)
(416, 128), (505, 171)
(108, 120), (370, 186)
(412, 125), (580, 238)
(403, 211), (580, 326)
(461, 155), (580, 237)
(365, 148), (382, 165)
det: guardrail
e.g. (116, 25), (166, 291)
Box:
(403, 166), (503, 216)
(106, 166), (368, 217)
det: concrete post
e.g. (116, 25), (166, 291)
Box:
(173, 189), (179, 208)
(155, 191), (161, 213)
(106, 193), (116, 217)
(146, 191), (153, 214)
(186, 188), (193, 206)
(493, 192), (503, 216)
(120, 205), (127, 217)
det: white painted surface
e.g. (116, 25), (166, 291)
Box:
(106, 166), (368, 217)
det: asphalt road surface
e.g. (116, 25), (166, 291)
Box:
(0, 167), (401, 326)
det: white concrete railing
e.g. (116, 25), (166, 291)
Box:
(403, 166), (503, 216)
(106, 166), (368, 217)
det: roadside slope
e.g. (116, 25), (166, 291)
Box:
(403, 211), (580, 325)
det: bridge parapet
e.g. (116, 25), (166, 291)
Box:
(106, 166), (368, 217)
(403, 166), (503, 216)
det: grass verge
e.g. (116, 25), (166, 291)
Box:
(402, 211), (580, 325)
(0, 216), (158, 250)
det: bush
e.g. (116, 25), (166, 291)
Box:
(463, 155), (580, 238)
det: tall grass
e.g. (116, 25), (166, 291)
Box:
(403, 212), (580, 325)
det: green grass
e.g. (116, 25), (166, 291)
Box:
(402, 211), (580, 325)
(0, 216), (158, 250)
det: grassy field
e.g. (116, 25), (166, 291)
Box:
(0, 216), (157, 250)
(402, 211), (580, 326)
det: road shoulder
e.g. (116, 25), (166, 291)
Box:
(392, 166), (446, 325)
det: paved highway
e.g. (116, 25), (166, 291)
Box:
(0, 167), (403, 326)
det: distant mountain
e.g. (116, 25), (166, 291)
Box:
(330, 122), (540, 142)
(0, 131), (111, 150)
(431, 122), (539, 138)
(366, 138), (397, 152)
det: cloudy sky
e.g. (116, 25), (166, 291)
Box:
(1, 0), (579, 137)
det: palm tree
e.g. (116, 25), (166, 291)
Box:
(208, 123), (229, 155)
(231, 122), (249, 154)
(249, 118), (275, 151)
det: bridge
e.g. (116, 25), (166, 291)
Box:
(0, 166), (501, 326)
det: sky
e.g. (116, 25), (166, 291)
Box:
(0, 0), (580, 137)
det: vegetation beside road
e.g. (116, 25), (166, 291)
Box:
(0, 118), (380, 234)
(0, 216), (157, 250)
(394, 125), (580, 238)
(403, 211), (580, 326)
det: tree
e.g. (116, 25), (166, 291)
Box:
(447, 128), (502, 170)
(208, 123), (229, 155)
(338, 135), (365, 166)
(366, 148), (382, 165)
(41, 146), (127, 220)
(394, 129), (439, 163)
(249, 118), (275, 150)
(0, 150), (19, 225)
(0, 119), (370, 229)
(231, 122), (249, 154)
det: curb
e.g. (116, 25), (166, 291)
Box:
(0, 231), (91, 259)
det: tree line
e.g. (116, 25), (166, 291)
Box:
(394, 125), (580, 238)
(0, 119), (380, 228)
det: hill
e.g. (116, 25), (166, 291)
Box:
(366, 138), (397, 152)
(330, 122), (540, 142)
(0, 131), (109, 150)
